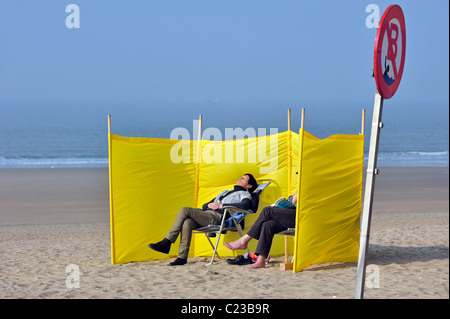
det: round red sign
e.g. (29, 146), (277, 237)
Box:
(373, 5), (406, 99)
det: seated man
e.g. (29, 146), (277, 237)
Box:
(225, 193), (297, 269)
(148, 173), (258, 266)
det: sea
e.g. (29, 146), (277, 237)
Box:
(0, 102), (448, 169)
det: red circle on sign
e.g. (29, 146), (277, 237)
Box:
(373, 5), (406, 99)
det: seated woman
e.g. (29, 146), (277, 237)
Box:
(149, 174), (258, 266)
(225, 193), (297, 269)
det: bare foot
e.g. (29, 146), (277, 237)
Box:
(225, 235), (251, 251)
(246, 255), (266, 269)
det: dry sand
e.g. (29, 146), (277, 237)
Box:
(0, 167), (448, 299)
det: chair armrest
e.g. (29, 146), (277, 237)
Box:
(222, 206), (255, 214)
(277, 228), (295, 236)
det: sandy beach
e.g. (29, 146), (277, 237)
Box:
(0, 167), (448, 299)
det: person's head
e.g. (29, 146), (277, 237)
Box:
(237, 173), (258, 193)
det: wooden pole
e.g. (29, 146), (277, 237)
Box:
(361, 109), (366, 135)
(107, 114), (115, 263)
(284, 236), (289, 263)
(281, 108), (304, 271)
(301, 108), (305, 129)
(193, 115), (202, 208)
(355, 93), (384, 299)
(287, 108), (292, 195)
(193, 115), (203, 164)
(197, 115), (203, 145)
(287, 108), (291, 131)
(286, 108), (292, 263)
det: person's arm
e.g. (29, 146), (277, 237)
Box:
(204, 198), (252, 211)
(202, 197), (216, 210)
(221, 198), (251, 211)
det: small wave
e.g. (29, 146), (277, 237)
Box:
(365, 151), (449, 167)
(0, 157), (108, 168)
(390, 151), (448, 156)
(1, 150), (448, 168)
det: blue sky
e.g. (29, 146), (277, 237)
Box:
(0, 1), (448, 131)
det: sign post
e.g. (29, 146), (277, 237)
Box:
(354, 92), (384, 299)
(355, 4), (406, 299)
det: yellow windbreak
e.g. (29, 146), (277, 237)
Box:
(109, 131), (299, 264)
(109, 135), (196, 264)
(109, 129), (363, 269)
(293, 130), (364, 272)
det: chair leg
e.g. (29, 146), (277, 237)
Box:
(207, 232), (222, 266)
(204, 235), (220, 258)
(206, 212), (227, 266)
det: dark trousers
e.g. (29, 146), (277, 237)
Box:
(247, 206), (296, 258)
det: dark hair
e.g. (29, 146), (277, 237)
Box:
(245, 173), (258, 193)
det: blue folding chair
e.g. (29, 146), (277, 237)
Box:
(194, 180), (271, 265)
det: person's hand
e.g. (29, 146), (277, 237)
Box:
(291, 193), (298, 205)
(207, 203), (223, 210)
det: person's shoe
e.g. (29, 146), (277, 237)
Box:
(169, 258), (187, 266)
(226, 255), (253, 265)
(148, 238), (172, 254)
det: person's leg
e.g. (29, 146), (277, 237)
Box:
(254, 207), (296, 256)
(253, 219), (287, 258)
(225, 234), (252, 250)
(246, 254), (266, 269)
(246, 206), (275, 240)
(225, 206), (273, 250)
(170, 208), (222, 265)
(177, 218), (199, 260)
(225, 206), (295, 251)
(248, 207), (296, 269)
(260, 206), (297, 229)
(226, 206), (294, 269)
(166, 207), (221, 243)
(149, 207), (221, 257)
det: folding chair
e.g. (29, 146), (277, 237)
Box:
(277, 228), (295, 236)
(194, 180), (271, 265)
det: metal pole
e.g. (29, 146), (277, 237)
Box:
(354, 92), (384, 299)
